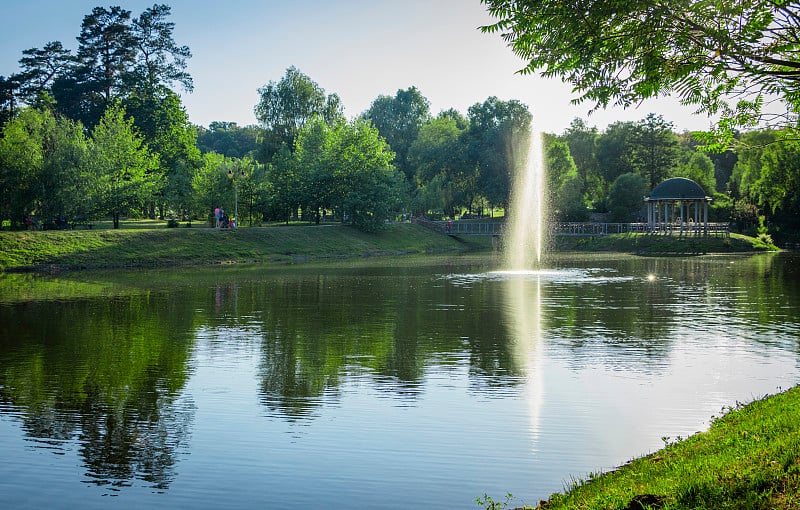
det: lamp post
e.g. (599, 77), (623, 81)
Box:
(227, 164), (245, 228)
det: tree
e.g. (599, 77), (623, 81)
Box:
(545, 138), (587, 221)
(191, 151), (230, 223)
(608, 172), (648, 222)
(75, 6), (136, 105)
(0, 108), (48, 226)
(130, 4), (193, 97)
(196, 122), (261, 158)
(481, 0), (800, 146)
(0, 107), (92, 227)
(89, 103), (158, 228)
(466, 97), (532, 213)
(595, 121), (637, 202)
(733, 129), (800, 220)
(408, 115), (469, 216)
(265, 145), (299, 223)
(16, 41), (74, 105)
(562, 118), (601, 208)
(125, 89), (200, 219)
(363, 86), (431, 181)
(0, 75), (20, 129)
(675, 152), (716, 196)
(632, 113), (680, 188)
(254, 67), (343, 162)
(335, 119), (401, 231)
(293, 117), (398, 231)
(294, 117), (337, 224)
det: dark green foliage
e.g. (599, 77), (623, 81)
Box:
(363, 86), (431, 182)
(254, 66), (343, 163)
(608, 173), (648, 222)
(481, 0), (800, 146)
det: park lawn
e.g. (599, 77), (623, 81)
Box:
(0, 222), (477, 271)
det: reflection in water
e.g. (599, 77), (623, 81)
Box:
(0, 254), (798, 508)
(501, 272), (544, 445)
(0, 295), (196, 492)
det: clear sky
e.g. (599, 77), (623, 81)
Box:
(1, 0), (720, 134)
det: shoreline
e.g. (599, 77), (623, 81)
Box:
(0, 222), (775, 274)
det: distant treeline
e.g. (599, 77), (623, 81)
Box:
(1, 5), (797, 241)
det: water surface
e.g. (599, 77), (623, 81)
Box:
(1, 252), (798, 508)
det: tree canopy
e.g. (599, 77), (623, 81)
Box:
(481, 0), (800, 146)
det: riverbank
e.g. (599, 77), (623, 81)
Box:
(0, 222), (491, 272)
(0, 222), (777, 272)
(552, 231), (775, 255)
(512, 385), (799, 510)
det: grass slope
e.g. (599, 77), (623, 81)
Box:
(0, 223), (480, 272)
(553, 232), (775, 255)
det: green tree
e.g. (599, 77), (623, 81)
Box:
(595, 121), (637, 202)
(466, 97), (532, 213)
(129, 4), (193, 96)
(608, 172), (648, 222)
(546, 138), (587, 221)
(0, 107), (47, 226)
(336, 118), (401, 231)
(363, 86), (431, 182)
(0, 75), (19, 128)
(75, 6), (136, 107)
(191, 151), (230, 223)
(562, 118), (601, 208)
(0, 107), (92, 227)
(254, 67), (343, 162)
(675, 152), (716, 196)
(89, 103), (158, 228)
(15, 41), (74, 105)
(125, 89), (200, 219)
(294, 117), (336, 224)
(481, 0), (800, 146)
(265, 145), (300, 223)
(196, 121), (261, 158)
(733, 130), (800, 221)
(632, 113), (680, 188)
(408, 115), (469, 217)
(294, 117), (398, 231)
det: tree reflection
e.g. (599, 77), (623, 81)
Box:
(250, 268), (526, 419)
(0, 294), (195, 491)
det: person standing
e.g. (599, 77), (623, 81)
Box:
(214, 207), (221, 228)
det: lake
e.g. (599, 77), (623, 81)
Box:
(1, 252), (798, 509)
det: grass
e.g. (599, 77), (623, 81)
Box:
(553, 232), (777, 255)
(0, 219), (776, 272)
(0, 221), (483, 272)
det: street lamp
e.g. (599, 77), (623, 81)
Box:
(227, 164), (245, 228)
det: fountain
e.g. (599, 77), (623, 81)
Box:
(505, 128), (546, 270)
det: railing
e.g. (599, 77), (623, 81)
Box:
(414, 218), (731, 237)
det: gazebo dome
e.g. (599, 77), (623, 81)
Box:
(649, 177), (708, 200)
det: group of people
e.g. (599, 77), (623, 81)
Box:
(213, 207), (236, 228)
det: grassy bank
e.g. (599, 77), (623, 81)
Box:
(0, 221), (775, 272)
(503, 385), (800, 510)
(553, 232), (776, 255)
(0, 222), (486, 272)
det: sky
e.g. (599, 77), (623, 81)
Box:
(0, 0), (721, 134)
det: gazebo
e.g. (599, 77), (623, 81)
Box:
(644, 177), (712, 236)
